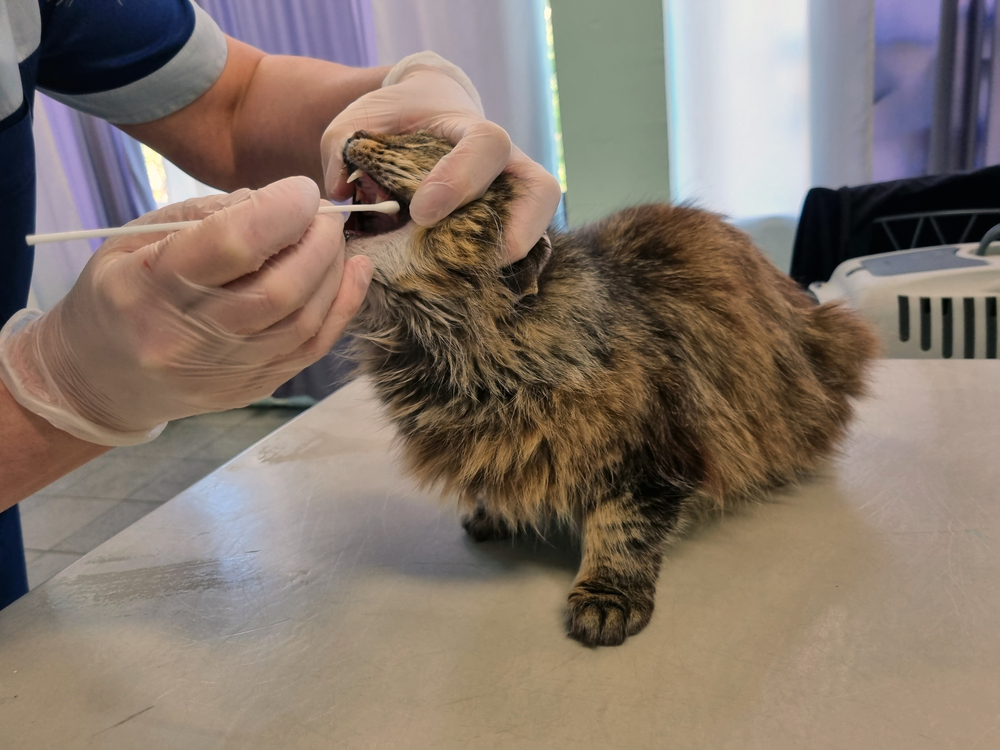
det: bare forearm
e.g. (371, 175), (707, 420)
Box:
(121, 37), (389, 193)
(232, 54), (390, 189)
(0, 382), (108, 513)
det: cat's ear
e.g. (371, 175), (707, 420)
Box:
(501, 233), (552, 299)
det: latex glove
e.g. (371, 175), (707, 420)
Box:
(0, 176), (373, 446)
(321, 51), (562, 262)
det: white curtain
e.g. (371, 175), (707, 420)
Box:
(665, 0), (875, 270)
(809, 0), (874, 189)
(370, 0), (559, 181)
(30, 95), (94, 311)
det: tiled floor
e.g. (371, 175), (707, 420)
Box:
(18, 406), (306, 590)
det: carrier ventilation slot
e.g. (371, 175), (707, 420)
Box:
(897, 295), (910, 342)
(988, 297), (998, 359)
(941, 298), (953, 358)
(964, 298), (975, 358)
(919, 297), (932, 351)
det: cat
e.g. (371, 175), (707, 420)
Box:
(341, 130), (879, 647)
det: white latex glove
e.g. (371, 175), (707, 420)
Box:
(321, 51), (562, 262)
(0, 176), (372, 446)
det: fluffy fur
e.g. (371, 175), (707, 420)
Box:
(342, 131), (879, 647)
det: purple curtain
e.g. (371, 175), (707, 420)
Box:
(195, 0), (378, 401)
(195, 0), (378, 66)
(43, 100), (156, 243)
(874, 0), (1000, 181)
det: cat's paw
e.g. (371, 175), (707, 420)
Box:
(461, 507), (515, 542)
(566, 579), (654, 647)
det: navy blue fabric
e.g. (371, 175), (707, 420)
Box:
(0, 506), (29, 610)
(1, 0), (198, 610)
(36, 0), (197, 95)
(0, 39), (41, 610)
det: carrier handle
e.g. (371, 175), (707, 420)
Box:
(975, 223), (1000, 256)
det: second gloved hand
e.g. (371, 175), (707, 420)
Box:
(0, 176), (373, 445)
(321, 52), (562, 262)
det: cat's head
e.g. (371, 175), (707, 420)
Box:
(341, 130), (552, 320)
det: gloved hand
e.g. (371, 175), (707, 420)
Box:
(0, 176), (372, 446)
(321, 51), (562, 262)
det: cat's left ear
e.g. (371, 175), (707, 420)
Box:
(501, 233), (552, 299)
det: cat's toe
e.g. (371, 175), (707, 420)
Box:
(461, 508), (514, 542)
(566, 580), (654, 647)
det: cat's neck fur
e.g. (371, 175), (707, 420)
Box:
(353, 230), (611, 403)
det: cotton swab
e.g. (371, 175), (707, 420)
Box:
(25, 201), (401, 246)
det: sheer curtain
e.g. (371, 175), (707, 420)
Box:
(665, 0), (875, 271)
(30, 96), (94, 311)
(370, 0), (559, 181)
(31, 94), (156, 310)
(876, 0), (1000, 180)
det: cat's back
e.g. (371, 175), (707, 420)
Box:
(571, 203), (798, 309)
(552, 202), (877, 501)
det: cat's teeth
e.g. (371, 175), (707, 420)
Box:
(346, 169), (363, 184)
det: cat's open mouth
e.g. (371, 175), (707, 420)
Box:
(343, 167), (411, 239)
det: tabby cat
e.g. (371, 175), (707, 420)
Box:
(341, 131), (878, 647)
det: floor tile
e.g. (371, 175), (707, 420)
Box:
(27, 551), (82, 589)
(36, 455), (172, 500)
(114, 420), (228, 460)
(34, 459), (104, 497)
(18, 493), (55, 514)
(22, 406), (305, 564)
(128, 459), (226, 503)
(23, 549), (44, 564)
(52, 501), (161, 555)
(20, 497), (119, 550)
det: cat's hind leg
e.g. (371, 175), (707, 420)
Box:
(567, 490), (682, 646)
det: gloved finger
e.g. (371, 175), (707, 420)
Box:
(129, 188), (253, 227)
(238, 245), (354, 362)
(205, 250), (369, 367)
(279, 254), (373, 368)
(201, 209), (347, 335)
(500, 147), (563, 262)
(140, 175), (321, 288)
(409, 118), (511, 226)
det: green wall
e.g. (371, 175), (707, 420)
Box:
(549, 0), (671, 226)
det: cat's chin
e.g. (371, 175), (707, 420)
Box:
(345, 220), (417, 284)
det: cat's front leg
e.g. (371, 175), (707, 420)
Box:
(461, 501), (516, 542)
(567, 493), (677, 646)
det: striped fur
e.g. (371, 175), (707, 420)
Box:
(343, 131), (879, 646)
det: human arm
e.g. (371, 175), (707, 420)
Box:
(0, 178), (372, 510)
(0, 382), (108, 514)
(121, 39), (560, 260)
(120, 38), (390, 193)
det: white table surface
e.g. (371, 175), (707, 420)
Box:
(1, 360), (999, 749)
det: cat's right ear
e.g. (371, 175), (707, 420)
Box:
(501, 233), (552, 299)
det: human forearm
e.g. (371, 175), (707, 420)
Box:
(231, 54), (390, 189)
(0, 381), (108, 513)
(121, 37), (388, 192)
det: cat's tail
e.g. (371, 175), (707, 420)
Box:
(802, 302), (880, 398)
